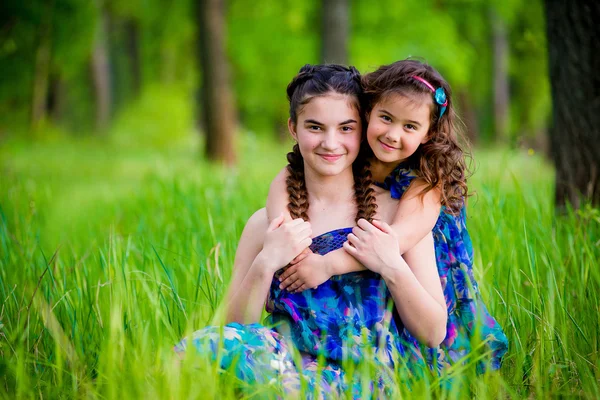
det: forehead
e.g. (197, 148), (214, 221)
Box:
(376, 93), (433, 120)
(298, 93), (360, 121)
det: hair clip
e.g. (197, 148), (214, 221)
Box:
(412, 76), (448, 119)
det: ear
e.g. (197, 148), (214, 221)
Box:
(421, 127), (432, 144)
(287, 118), (298, 141)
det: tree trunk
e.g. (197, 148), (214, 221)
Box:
(545, 0), (600, 210)
(457, 90), (479, 145)
(124, 19), (141, 96)
(490, 9), (510, 143)
(321, 0), (349, 65)
(31, 0), (54, 129)
(91, 3), (112, 132)
(197, 0), (237, 165)
(48, 75), (66, 123)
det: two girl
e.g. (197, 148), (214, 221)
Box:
(175, 60), (507, 396)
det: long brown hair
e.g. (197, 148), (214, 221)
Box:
(362, 59), (471, 214)
(286, 64), (377, 222)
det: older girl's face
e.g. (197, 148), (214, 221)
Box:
(289, 93), (362, 178)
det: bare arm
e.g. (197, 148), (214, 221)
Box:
(380, 230), (446, 347)
(223, 209), (271, 323)
(266, 168), (291, 222)
(224, 209), (312, 324)
(279, 179), (442, 291)
(344, 220), (447, 347)
(327, 179), (441, 274)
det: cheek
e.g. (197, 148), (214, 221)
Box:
(343, 134), (362, 155)
(366, 123), (382, 144)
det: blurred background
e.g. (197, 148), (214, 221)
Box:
(1, 2), (599, 397)
(0, 0), (549, 150)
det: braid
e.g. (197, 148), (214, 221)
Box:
(352, 146), (378, 222)
(286, 144), (309, 221)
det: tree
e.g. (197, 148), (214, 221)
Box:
(321, 0), (348, 65)
(197, 0), (237, 165)
(91, 1), (112, 132)
(544, 0), (600, 209)
(490, 8), (510, 143)
(30, 0), (54, 129)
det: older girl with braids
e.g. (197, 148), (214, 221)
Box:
(268, 59), (508, 373)
(175, 64), (447, 397)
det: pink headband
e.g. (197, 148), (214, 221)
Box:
(412, 75), (448, 118)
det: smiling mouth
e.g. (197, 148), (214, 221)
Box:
(379, 140), (398, 151)
(318, 154), (343, 162)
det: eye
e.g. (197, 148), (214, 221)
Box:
(380, 115), (392, 123)
(404, 124), (417, 131)
(308, 125), (321, 131)
(341, 126), (354, 132)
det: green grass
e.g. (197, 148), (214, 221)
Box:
(1, 132), (599, 398)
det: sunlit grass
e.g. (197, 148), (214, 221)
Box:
(1, 134), (598, 398)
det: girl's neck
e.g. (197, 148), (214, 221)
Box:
(304, 167), (355, 204)
(369, 157), (400, 183)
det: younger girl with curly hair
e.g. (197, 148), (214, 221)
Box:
(268, 59), (508, 373)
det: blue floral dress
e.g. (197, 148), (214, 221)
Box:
(174, 228), (428, 398)
(377, 164), (509, 373)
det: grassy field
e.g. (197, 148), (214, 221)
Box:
(1, 131), (599, 398)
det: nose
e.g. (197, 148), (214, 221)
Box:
(384, 127), (401, 144)
(321, 129), (339, 150)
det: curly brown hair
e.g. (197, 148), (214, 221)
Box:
(285, 64), (377, 223)
(362, 59), (471, 214)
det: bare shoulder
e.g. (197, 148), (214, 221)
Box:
(404, 178), (442, 202)
(244, 207), (269, 237)
(269, 167), (290, 190)
(266, 167), (291, 221)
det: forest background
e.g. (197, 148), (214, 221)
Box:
(1, 0), (599, 398)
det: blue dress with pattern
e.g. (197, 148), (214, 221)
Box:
(377, 164), (508, 373)
(174, 166), (508, 396)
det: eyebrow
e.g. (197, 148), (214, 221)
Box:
(304, 119), (357, 125)
(304, 119), (323, 125)
(379, 109), (422, 127)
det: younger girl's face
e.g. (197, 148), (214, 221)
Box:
(289, 93), (362, 178)
(366, 94), (431, 166)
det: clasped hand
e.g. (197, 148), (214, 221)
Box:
(260, 213), (312, 274)
(343, 218), (402, 274)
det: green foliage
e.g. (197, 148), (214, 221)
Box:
(1, 129), (599, 397)
(0, 0), (550, 144)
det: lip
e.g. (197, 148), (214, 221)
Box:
(378, 140), (398, 151)
(317, 153), (343, 162)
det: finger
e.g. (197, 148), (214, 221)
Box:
(279, 265), (298, 281)
(343, 241), (358, 255)
(371, 219), (393, 234)
(295, 225), (313, 240)
(290, 248), (310, 265)
(357, 218), (377, 232)
(280, 273), (299, 290)
(347, 233), (360, 246)
(294, 284), (308, 293)
(299, 237), (312, 250)
(351, 226), (368, 240)
(288, 279), (303, 292)
(268, 213), (285, 231)
(287, 218), (307, 228)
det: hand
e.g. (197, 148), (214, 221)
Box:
(343, 219), (403, 274)
(278, 252), (331, 293)
(260, 213), (312, 274)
